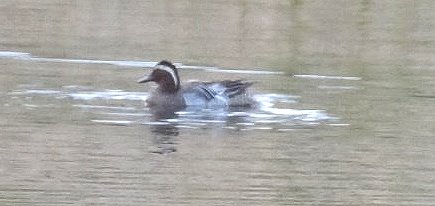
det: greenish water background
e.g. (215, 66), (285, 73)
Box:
(1, 1), (435, 205)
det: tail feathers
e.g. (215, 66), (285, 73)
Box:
(188, 80), (254, 101)
(220, 80), (253, 98)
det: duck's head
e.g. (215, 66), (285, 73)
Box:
(137, 60), (180, 93)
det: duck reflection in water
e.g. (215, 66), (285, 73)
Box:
(147, 105), (181, 155)
(146, 102), (257, 154)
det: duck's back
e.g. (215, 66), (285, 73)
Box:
(181, 80), (255, 108)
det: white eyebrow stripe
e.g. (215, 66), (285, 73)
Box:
(155, 64), (178, 87)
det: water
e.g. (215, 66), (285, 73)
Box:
(1, 1), (435, 205)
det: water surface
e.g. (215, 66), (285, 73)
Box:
(1, 1), (435, 205)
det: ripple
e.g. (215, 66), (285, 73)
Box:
(294, 74), (361, 81)
(0, 51), (32, 59)
(9, 88), (149, 101)
(91, 120), (134, 125)
(318, 85), (357, 90)
(10, 90), (61, 95)
(0, 50), (282, 75)
(9, 85), (338, 131)
(141, 121), (171, 126)
(97, 112), (150, 116)
(180, 65), (283, 75)
(67, 90), (148, 101)
(73, 104), (137, 111)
